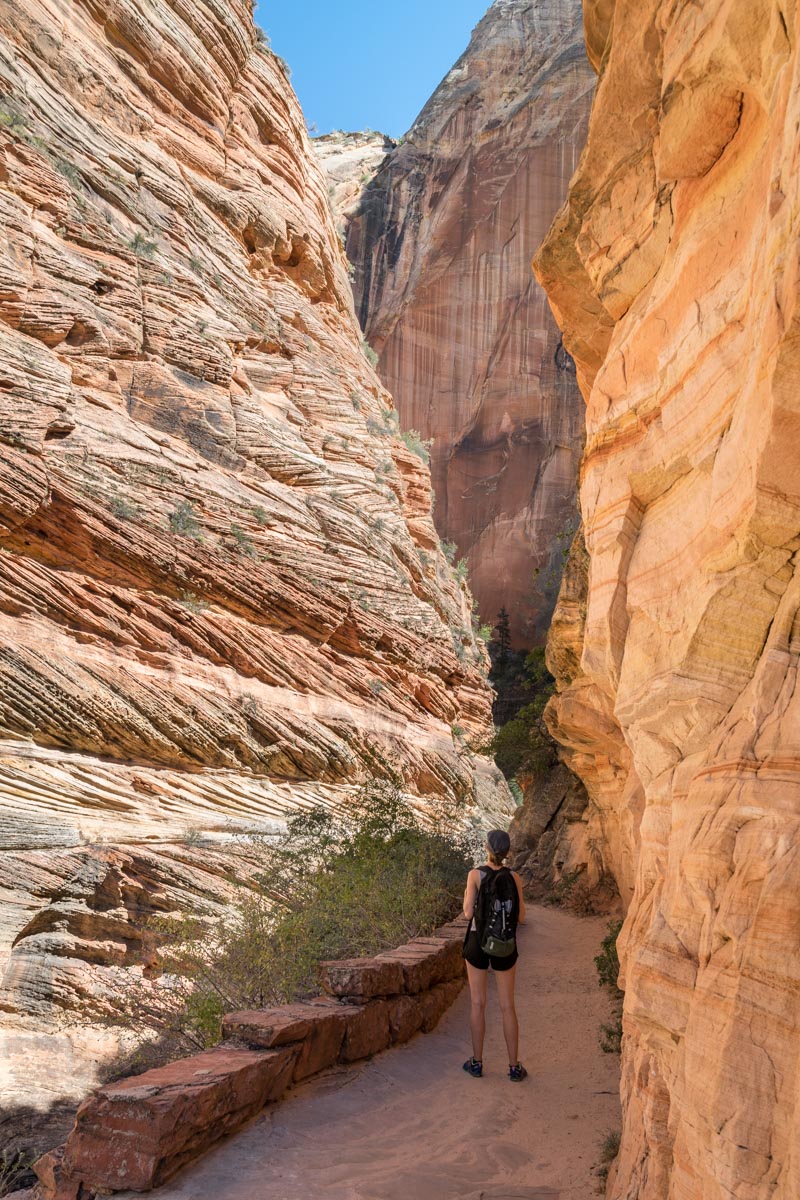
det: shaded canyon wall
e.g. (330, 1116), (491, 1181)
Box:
(343, 0), (595, 646)
(0, 0), (510, 1116)
(535, 0), (800, 1195)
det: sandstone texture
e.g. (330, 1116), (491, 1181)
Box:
(0, 0), (511, 1118)
(312, 130), (392, 240)
(535, 0), (800, 1196)
(342, 0), (594, 645)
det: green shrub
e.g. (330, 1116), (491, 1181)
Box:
(106, 783), (470, 1055)
(595, 919), (624, 1055)
(129, 231), (157, 259)
(55, 159), (82, 188)
(228, 524), (258, 558)
(109, 495), (139, 521)
(600, 1129), (621, 1162)
(399, 429), (431, 463)
(597, 1128), (621, 1184)
(178, 591), (209, 613)
(595, 919), (623, 992)
(361, 338), (379, 367)
(169, 501), (202, 539)
(599, 1015), (622, 1054)
(0, 1149), (36, 1196)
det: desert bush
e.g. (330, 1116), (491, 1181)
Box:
(595, 918), (624, 1054)
(228, 524), (258, 558)
(129, 231), (157, 259)
(399, 429), (431, 463)
(361, 338), (379, 367)
(0, 1149), (36, 1197)
(177, 590), (209, 613)
(107, 783), (471, 1059)
(169, 500), (202, 539)
(595, 918), (622, 991)
(600, 1128), (621, 1162)
(109, 494), (139, 521)
(596, 1127), (621, 1188)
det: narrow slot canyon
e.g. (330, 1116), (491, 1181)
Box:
(1, 0), (799, 1198)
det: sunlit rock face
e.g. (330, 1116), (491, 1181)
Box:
(0, 0), (511, 1114)
(343, 0), (594, 647)
(313, 130), (393, 238)
(536, 0), (800, 1195)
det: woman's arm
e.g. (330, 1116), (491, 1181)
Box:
(512, 871), (526, 925)
(463, 868), (481, 920)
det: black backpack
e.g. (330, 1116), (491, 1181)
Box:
(473, 866), (519, 957)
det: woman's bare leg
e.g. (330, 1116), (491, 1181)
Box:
(465, 961), (488, 1060)
(495, 964), (519, 1065)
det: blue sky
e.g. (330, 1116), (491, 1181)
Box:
(255, 2), (489, 139)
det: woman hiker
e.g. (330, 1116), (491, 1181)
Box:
(461, 828), (527, 1081)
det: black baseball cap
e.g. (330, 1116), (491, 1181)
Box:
(487, 829), (511, 856)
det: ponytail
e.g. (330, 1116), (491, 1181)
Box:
(487, 849), (506, 867)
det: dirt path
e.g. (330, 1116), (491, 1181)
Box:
(132, 906), (621, 1200)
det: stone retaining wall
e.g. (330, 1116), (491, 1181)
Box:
(34, 919), (468, 1200)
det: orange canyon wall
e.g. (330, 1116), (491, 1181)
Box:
(344, 0), (595, 646)
(536, 0), (800, 1195)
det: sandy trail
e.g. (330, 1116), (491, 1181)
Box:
(132, 906), (621, 1200)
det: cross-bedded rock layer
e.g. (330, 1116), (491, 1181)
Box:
(0, 0), (510, 1115)
(343, 0), (595, 646)
(536, 1), (800, 1195)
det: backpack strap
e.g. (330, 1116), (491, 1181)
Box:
(465, 866), (495, 940)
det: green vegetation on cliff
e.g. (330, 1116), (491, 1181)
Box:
(108, 784), (471, 1067)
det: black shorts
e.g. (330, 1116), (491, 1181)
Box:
(462, 929), (518, 972)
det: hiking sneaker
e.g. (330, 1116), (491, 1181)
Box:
(463, 1057), (483, 1078)
(508, 1063), (528, 1082)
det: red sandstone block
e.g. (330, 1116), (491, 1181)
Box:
(375, 945), (437, 993)
(407, 936), (465, 984)
(419, 977), (465, 1033)
(224, 1000), (357, 1082)
(386, 993), (425, 1044)
(41, 1044), (296, 1195)
(340, 998), (391, 1061)
(222, 1003), (324, 1047)
(428, 918), (469, 940)
(318, 956), (404, 999)
(33, 1147), (79, 1200)
(376, 933), (464, 993)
